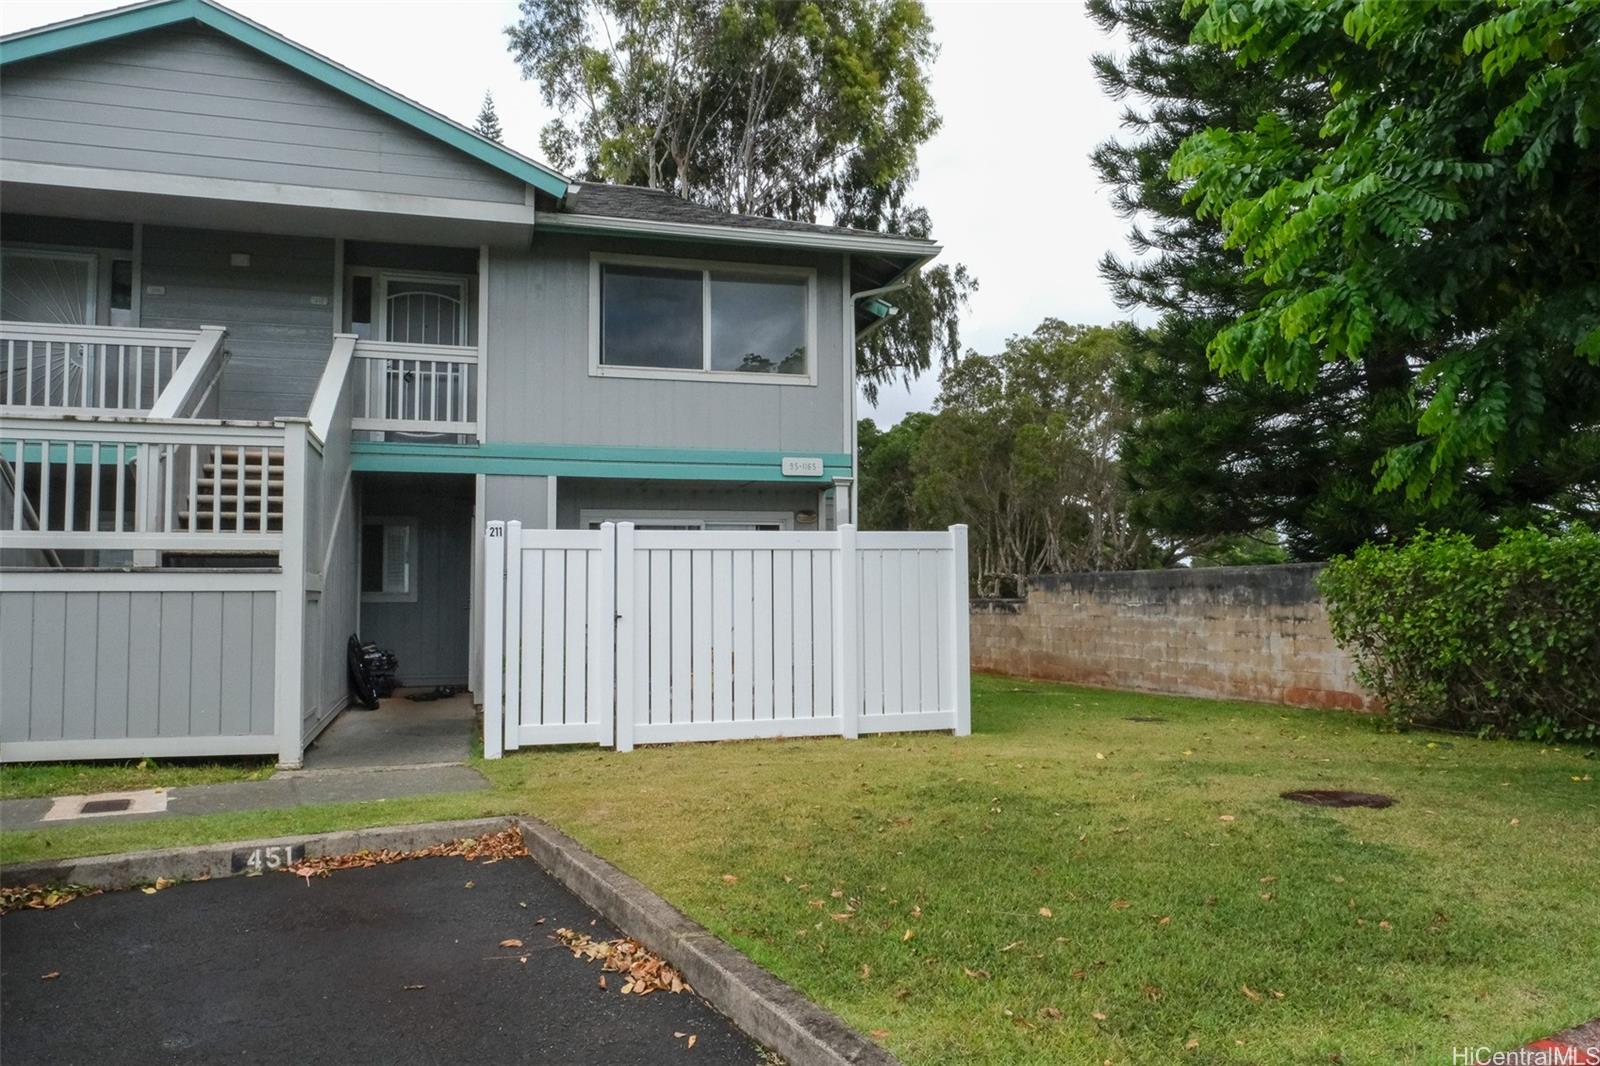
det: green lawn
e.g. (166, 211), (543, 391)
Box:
(0, 756), (275, 800)
(3, 675), (1596, 1064)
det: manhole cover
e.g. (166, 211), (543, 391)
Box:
(1280, 790), (1395, 809)
(1124, 716), (1168, 723)
(80, 798), (133, 814)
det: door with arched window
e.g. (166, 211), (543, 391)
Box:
(373, 273), (468, 429)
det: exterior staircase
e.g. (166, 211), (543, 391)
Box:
(179, 447), (284, 533)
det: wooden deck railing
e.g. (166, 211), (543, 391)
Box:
(0, 322), (225, 416)
(0, 414), (287, 552)
(350, 339), (478, 438)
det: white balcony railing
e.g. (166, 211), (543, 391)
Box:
(350, 339), (478, 437)
(0, 323), (225, 417)
(1, 413), (286, 552)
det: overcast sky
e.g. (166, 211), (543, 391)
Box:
(3, 0), (1139, 426)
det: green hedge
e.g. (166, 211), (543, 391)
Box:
(1319, 526), (1600, 743)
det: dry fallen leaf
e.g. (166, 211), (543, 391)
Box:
(40, 972), (60, 981)
(1242, 985), (1263, 1002)
(1111, 899), (1131, 911)
(1218, 815), (1235, 823)
(1185, 1038), (1200, 1050)
(686, 1035), (697, 1050)
(499, 938), (524, 949)
(1095, 752), (1106, 760)
(901, 929), (915, 942)
(721, 874), (738, 885)
(464, 881), (475, 890)
(830, 912), (854, 922)
(1040, 1006), (1063, 1020)
(1258, 875), (1277, 885)
(1091, 1010), (1108, 1021)
(869, 1029), (890, 1040)
(598, 975), (607, 990)
(403, 984), (425, 991)
(1038, 907), (1053, 918)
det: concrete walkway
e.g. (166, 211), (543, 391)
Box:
(304, 690), (477, 770)
(0, 694), (487, 830)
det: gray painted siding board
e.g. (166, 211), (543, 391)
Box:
(485, 236), (849, 454)
(0, 587), (278, 749)
(29, 593), (66, 742)
(219, 593), (253, 736)
(485, 475), (551, 529)
(62, 593), (98, 740)
(94, 593), (132, 740)
(127, 592), (163, 738)
(250, 592), (277, 736)
(0, 29), (526, 204)
(158, 593), (192, 737)
(140, 226), (335, 420)
(190, 592), (224, 735)
(0, 595), (32, 743)
(555, 479), (821, 529)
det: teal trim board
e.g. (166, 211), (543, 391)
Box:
(4, 441), (139, 465)
(0, 0), (570, 198)
(351, 441), (852, 483)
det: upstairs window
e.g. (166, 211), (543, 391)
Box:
(593, 255), (814, 382)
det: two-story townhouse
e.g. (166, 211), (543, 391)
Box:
(0, 0), (945, 766)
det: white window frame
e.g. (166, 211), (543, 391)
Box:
(579, 507), (795, 531)
(360, 515), (420, 603)
(588, 252), (818, 386)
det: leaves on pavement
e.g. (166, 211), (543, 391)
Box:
(554, 927), (691, 996)
(285, 826), (527, 880)
(0, 884), (101, 915)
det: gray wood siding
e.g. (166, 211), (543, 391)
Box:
(359, 475), (473, 686)
(0, 26), (526, 204)
(0, 584), (276, 744)
(555, 478), (821, 529)
(486, 474), (552, 530)
(486, 235), (849, 453)
(140, 225), (335, 420)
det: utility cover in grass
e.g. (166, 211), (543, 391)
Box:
(1280, 789), (1396, 809)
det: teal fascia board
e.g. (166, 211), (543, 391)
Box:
(350, 441), (852, 483)
(0, 0), (570, 198)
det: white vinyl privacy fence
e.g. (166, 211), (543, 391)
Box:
(481, 522), (970, 756)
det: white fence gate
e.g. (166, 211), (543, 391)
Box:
(481, 521), (970, 757)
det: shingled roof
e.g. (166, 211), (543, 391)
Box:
(564, 182), (925, 245)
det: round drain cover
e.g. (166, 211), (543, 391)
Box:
(1280, 789), (1395, 809)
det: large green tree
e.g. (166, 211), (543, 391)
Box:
(505, 0), (974, 396)
(1171, 0), (1600, 508)
(857, 412), (932, 532)
(1091, 0), (1598, 558)
(913, 321), (1164, 593)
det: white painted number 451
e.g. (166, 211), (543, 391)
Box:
(238, 845), (301, 875)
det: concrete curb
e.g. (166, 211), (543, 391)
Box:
(0, 817), (510, 889)
(515, 815), (900, 1066)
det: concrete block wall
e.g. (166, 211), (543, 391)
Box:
(969, 564), (1374, 711)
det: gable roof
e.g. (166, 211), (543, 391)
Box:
(0, 0), (571, 199)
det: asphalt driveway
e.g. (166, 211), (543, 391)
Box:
(1, 853), (768, 1065)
